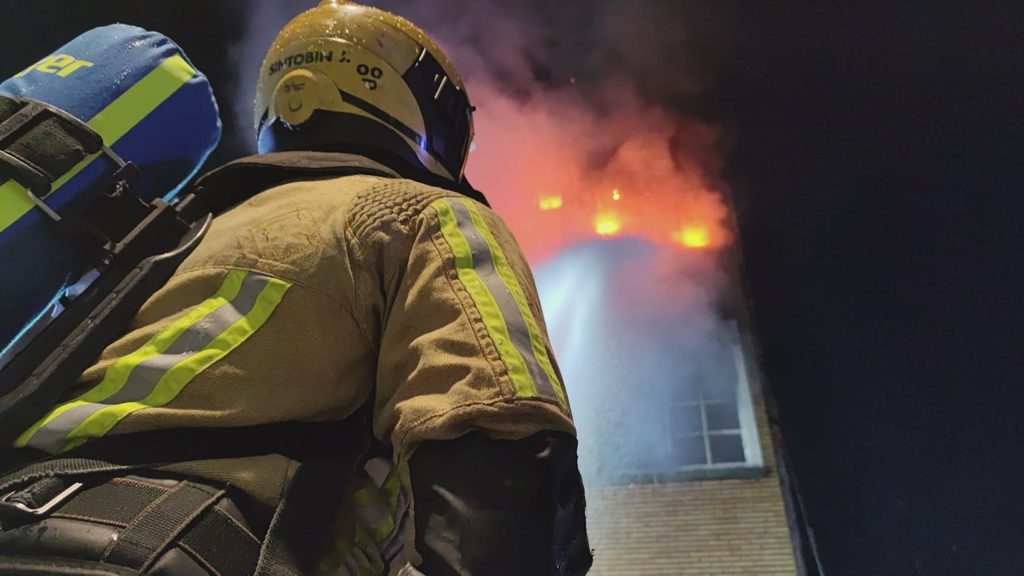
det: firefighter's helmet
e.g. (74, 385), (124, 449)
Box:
(255, 0), (474, 182)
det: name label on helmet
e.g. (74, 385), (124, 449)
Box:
(15, 54), (94, 79)
(268, 50), (337, 76)
(266, 48), (387, 92)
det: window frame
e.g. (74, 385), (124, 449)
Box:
(602, 320), (766, 485)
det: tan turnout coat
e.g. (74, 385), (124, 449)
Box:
(16, 152), (577, 573)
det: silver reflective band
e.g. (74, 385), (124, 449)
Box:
(445, 199), (562, 403)
(26, 272), (280, 454)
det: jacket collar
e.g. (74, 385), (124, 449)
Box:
(191, 151), (489, 216)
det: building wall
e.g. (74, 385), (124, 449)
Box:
(585, 379), (798, 575)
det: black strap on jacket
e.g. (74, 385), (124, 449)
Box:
(0, 400), (376, 575)
(0, 475), (259, 575)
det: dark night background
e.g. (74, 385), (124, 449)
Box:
(3, 2), (1022, 574)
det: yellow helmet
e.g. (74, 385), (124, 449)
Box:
(255, 0), (474, 182)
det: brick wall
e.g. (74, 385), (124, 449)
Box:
(585, 381), (798, 575)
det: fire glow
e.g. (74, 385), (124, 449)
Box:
(465, 87), (730, 262)
(674, 226), (711, 249)
(594, 213), (622, 236)
(538, 196), (563, 211)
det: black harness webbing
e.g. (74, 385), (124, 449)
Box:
(0, 400), (375, 575)
(0, 95), (100, 203)
(0, 475), (259, 575)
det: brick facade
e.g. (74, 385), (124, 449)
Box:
(585, 377), (798, 575)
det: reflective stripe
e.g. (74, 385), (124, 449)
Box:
(318, 522), (388, 576)
(358, 458), (404, 545)
(16, 270), (291, 453)
(458, 199), (568, 410)
(433, 197), (567, 407)
(0, 54), (197, 232)
(380, 466), (402, 514)
(318, 461), (408, 576)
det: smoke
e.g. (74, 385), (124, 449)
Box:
(374, 0), (732, 260)
(230, 0), (308, 145)
(534, 239), (735, 483)
(236, 1), (740, 486)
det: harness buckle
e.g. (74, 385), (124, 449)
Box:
(0, 481), (83, 517)
(0, 97), (137, 223)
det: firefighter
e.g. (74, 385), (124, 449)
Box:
(0, 1), (591, 575)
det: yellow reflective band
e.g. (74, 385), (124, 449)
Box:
(352, 482), (397, 546)
(459, 199), (569, 411)
(432, 198), (539, 400)
(15, 270), (291, 452)
(351, 459), (406, 548)
(0, 53), (197, 233)
(14, 269), (246, 447)
(65, 275), (290, 448)
(382, 467), (402, 511)
(316, 524), (386, 576)
(85, 269), (247, 404)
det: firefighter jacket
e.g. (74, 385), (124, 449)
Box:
(13, 152), (577, 572)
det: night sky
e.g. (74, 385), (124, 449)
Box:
(3, 2), (1023, 574)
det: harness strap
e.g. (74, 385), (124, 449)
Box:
(102, 481), (223, 571)
(0, 401), (376, 574)
(0, 95), (101, 204)
(255, 459), (357, 576)
(255, 400), (375, 576)
(2, 475), (260, 576)
(181, 506), (262, 576)
(0, 457), (139, 495)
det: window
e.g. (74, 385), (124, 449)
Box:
(668, 320), (763, 471)
(603, 320), (765, 485)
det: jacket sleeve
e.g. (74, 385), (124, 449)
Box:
(369, 191), (576, 460)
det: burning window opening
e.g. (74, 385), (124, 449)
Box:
(594, 213), (622, 236)
(673, 226), (712, 249)
(538, 195), (563, 211)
